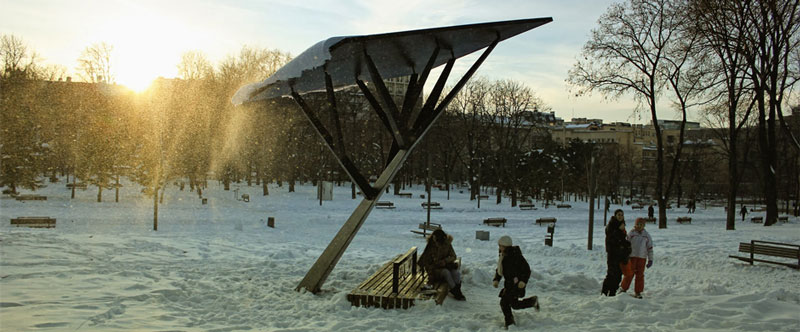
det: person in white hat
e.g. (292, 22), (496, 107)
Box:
(493, 235), (539, 328)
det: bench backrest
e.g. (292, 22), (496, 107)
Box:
(738, 241), (800, 259)
(392, 246), (418, 294)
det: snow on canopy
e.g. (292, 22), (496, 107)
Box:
(232, 17), (552, 106)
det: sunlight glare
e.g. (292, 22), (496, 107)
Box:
(91, 5), (195, 93)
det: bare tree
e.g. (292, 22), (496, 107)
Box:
(740, 0), (800, 225)
(487, 79), (545, 206)
(77, 42), (114, 83)
(177, 50), (214, 80)
(568, 0), (685, 228)
(689, 0), (757, 229)
(1, 34), (41, 79)
(450, 77), (492, 201)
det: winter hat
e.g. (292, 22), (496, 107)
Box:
(498, 235), (512, 247)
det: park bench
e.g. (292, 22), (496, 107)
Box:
(478, 194), (489, 200)
(346, 247), (460, 309)
(631, 204), (644, 210)
(751, 216), (763, 223)
(375, 201), (396, 209)
(556, 204), (572, 209)
(751, 207), (766, 212)
(535, 217), (557, 226)
(779, 216), (789, 223)
(643, 217), (656, 224)
(519, 203), (537, 210)
(484, 218), (507, 227)
(66, 182), (88, 189)
(410, 222), (442, 236)
(728, 240), (799, 269)
(421, 202), (442, 210)
(396, 192), (412, 198)
(15, 194), (47, 201)
(10, 217), (56, 228)
(676, 217), (692, 224)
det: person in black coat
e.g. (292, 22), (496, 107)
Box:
(493, 235), (539, 328)
(601, 209), (632, 296)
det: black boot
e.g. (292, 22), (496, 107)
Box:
(450, 283), (466, 301)
(504, 316), (515, 329)
(522, 296), (540, 312)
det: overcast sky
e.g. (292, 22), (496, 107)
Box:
(1, 0), (684, 124)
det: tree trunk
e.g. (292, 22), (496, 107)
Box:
(96, 185), (102, 202)
(153, 183), (159, 231)
(726, 120), (738, 230)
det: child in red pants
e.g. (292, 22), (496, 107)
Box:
(621, 218), (653, 298)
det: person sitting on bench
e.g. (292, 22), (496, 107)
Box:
(418, 229), (466, 301)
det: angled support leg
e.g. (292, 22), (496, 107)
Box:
(291, 88), (378, 199)
(296, 149), (410, 293)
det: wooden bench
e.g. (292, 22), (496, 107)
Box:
(751, 216), (763, 223)
(15, 194), (47, 201)
(66, 182), (88, 189)
(751, 207), (767, 212)
(631, 204), (644, 210)
(519, 203), (537, 210)
(411, 222), (442, 236)
(484, 218), (507, 227)
(557, 204), (572, 209)
(421, 202), (442, 210)
(478, 195), (489, 200)
(779, 216), (789, 223)
(728, 240), (799, 269)
(347, 247), (423, 309)
(10, 217), (56, 228)
(643, 217), (656, 224)
(376, 201), (396, 209)
(535, 217), (557, 226)
(346, 247), (460, 309)
(676, 217), (692, 224)
(396, 192), (413, 198)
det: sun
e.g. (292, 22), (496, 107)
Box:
(118, 72), (156, 93)
(92, 6), (193, 93)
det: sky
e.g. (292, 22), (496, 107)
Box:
(0, 0), (676, 124)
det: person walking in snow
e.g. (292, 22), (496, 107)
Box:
(493, 235), (539, 328)
(601, 209), (631, 297)
(740, 205), (748, 221)
(620, 218), (654, 298)
(647, 205), (654, 219)
(418, 229), (466, 301)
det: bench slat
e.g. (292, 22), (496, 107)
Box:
(738, 243), (799, 259)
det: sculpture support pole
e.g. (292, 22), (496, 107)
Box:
(296, 149), (409, 293)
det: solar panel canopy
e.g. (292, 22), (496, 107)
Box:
(232, 17), (552, 105)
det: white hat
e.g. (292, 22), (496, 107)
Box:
(498, 235), (512, 247)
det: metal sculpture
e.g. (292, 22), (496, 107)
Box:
(234, 17), (552, 293)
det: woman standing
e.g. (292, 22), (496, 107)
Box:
(601, 209), (631, 296)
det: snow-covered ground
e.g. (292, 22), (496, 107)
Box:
(1, 179), (799, 331)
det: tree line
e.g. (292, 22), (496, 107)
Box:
(568, 0), (800, 228)
(2, 0), (799, 232)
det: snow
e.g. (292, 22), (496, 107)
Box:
(2, 179), (799, 331)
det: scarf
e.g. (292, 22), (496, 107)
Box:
(497, 252), (505, 277)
